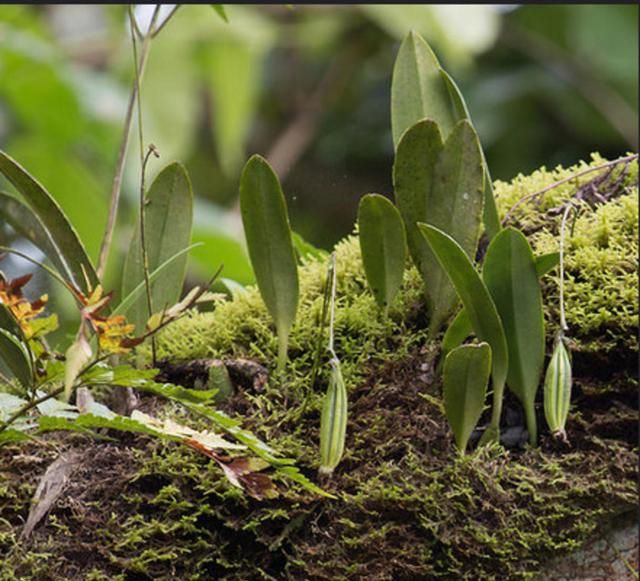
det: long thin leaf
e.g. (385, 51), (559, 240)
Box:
(239, 155), (299, 372)
(122, 162), (194, 333)
(357, 193), (406, 313)
(0, 328), (33, 388)
(394, 119), (484, 335)
(483, 228), (544, 445)
(114, 243), (202, 316)
(0, 192), (73, 284)
(443, 343), (491, 453)
(0, 150), (97, 292)
(419, 224), (507, 444)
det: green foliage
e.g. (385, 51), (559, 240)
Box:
(391, 31), (457, 149)
(497, 154), (638, 357)
(239, 154), (299, 372)
(0, 328), (33, 389)
(442, 251), (559, 360)
(357, 193), (406, 313)
(483, 228), (544, 445)
(419, 223), (508, 444)
(394, 119), (484, 335)
(319, 357), (348, 476)
(544, 337), (573, 438)
(0, 150), (98, 294)
(122, 162), (194, 334)
(391, 30), (500, 239)
(443, 342), (491, 453)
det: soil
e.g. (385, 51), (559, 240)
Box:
(1, 343), (636, 580)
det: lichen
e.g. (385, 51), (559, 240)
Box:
(1, 156), (637, 580)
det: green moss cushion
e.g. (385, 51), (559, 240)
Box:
(1, 156), (637, 580)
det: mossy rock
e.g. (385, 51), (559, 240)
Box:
(0, 156), (637, 580)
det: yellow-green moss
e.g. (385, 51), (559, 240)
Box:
(1, 156), (637, 580)
(154, 154), (637, 380)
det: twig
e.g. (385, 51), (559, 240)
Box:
(151, 5), (181, 38)
(502, 154), (638, 225)
(95, 4), (162, 280)
(0, 385), (64, 433)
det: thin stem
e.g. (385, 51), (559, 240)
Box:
(558, 202), (574, 333)
(96, 5), (162, 280)
(327, 252), (337, 358)
(502, 154), (638, 225)
(151, 5), (181, 38)
(139, 146), (160, 364)
(0, 384), (64, 433)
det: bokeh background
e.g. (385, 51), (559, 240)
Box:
(0, 4), (637, 341)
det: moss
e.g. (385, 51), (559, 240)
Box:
(1, 156), (637, 579)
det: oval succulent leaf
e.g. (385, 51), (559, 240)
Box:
(394, 119), (484, 335)
(319, 357), (348, 476)
(121, 162), (194, 334)
(544, 338), (572, 437)
(419, 223), (507, 444)
(357, 193), (407, 313)
(483, 228), (544, 445)
(0, 150), (98, 293)
(0, 328), (33, 389)
(391, 31), (457, 150)
(443, 343), (491, 453)
(239, 155), (299, 371)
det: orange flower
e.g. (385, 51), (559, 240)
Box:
(92, 314), (136, 355)
(0, 274), (48, 335)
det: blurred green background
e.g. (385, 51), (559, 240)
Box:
(0, 4), (637, 342)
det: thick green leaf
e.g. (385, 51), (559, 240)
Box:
(394, 119), (484, 334)
(419, 224), (507, 443)
(391, 31), (457, 149)
(121, 163), (193, 334)
(0, 192), (73, 284)
(390, 31), (500, 240)
(443, 343), (491, 453)
(442, 252), (561, 358)
(0, 328), (33, 388)
(357, 193), (406, 313)
(0, 150), (98, 293)
(239, 155), (299, 371)
(483, 228), (545, 445)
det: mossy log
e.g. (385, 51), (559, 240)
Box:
(0, 155), (637, 580)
